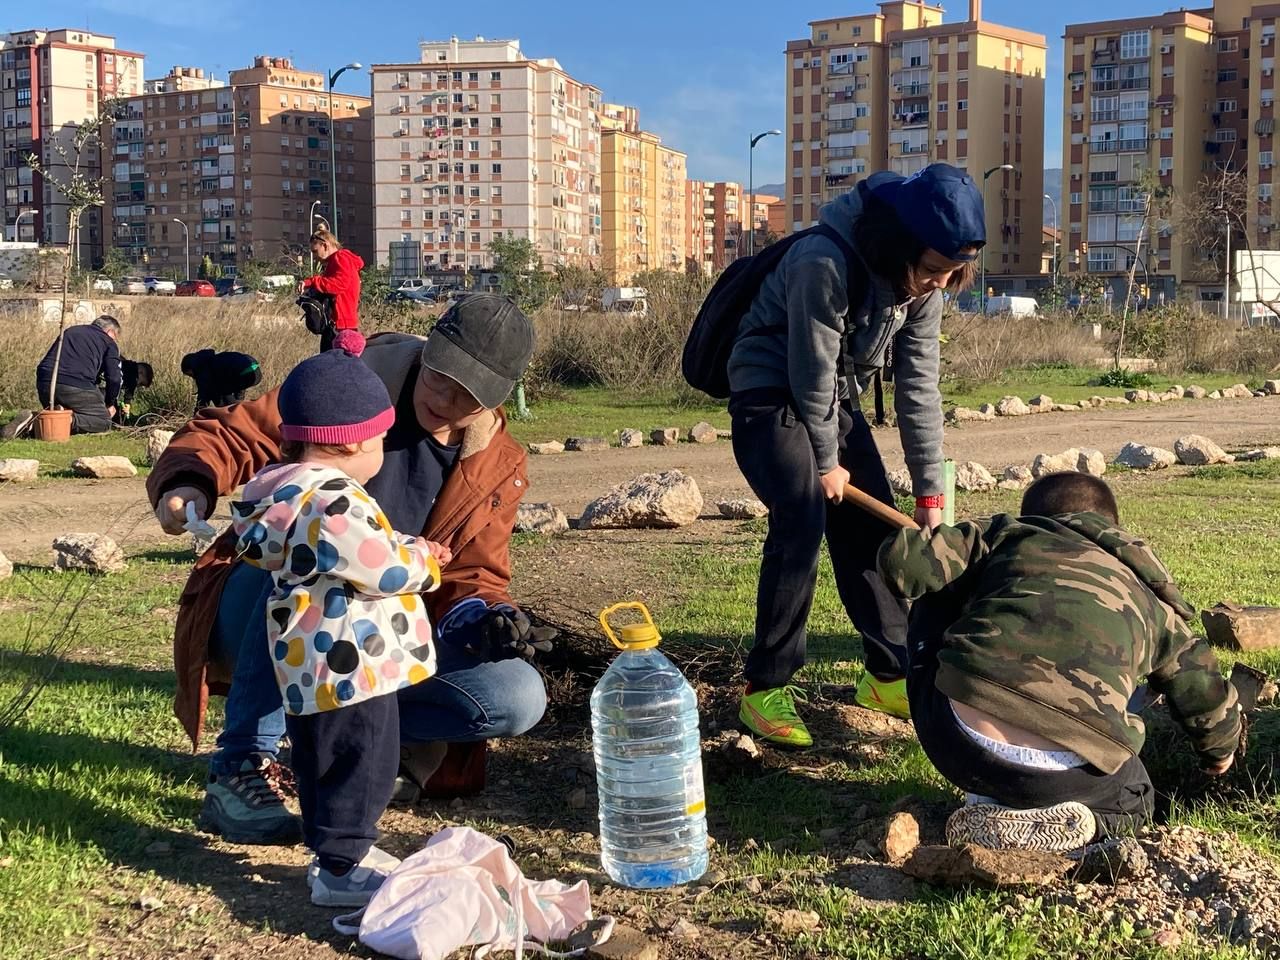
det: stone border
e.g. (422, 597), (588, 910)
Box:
(947, 380), (1279, 424)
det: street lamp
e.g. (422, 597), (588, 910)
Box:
(309, 199), (323, 271)
(1214, 205), (1231, 319)
(327, 61), (363, 241)
(748, 128), (782, 257)
(172, 218), (190, 280)
(1044, 192), (1058, 296)
(980, 164), (1015, 312)
(12, 208), (37, 242)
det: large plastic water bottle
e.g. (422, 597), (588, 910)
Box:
(591, 602), (708, 888)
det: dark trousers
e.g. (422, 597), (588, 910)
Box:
(907, 596), (1154, 839)
(36, 383), (112, 434)
(729, 389), (908, 688)
(318, 327), (336, 353)
(285, 694), (401, 872)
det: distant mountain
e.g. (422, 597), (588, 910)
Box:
(752, 182), (785, 199)
(1043, 169), (1063, 229)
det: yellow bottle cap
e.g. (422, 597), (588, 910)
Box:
(600, 602), (661, 650)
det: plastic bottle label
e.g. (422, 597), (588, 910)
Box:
(683, 760), (706, 816)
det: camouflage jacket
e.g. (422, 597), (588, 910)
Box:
(878, 512), (1241, 774)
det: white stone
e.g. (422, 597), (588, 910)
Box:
(998, 465), (1034, 491)
(564, 437), (609, 453)
(976, 403), (998, 420)
(1208, 390), (1223, 400)
(995, 395), (1030, 417)
(946, 406), (984, 423)
(1027, 394), (1054, 414)
(0, 458), (40, 482)
(52, 533), (127, 574)
(579, 470), (704, 529)
(1076, 449), (1108, 477)
(71, 456), (137, 479)
(144, 429), (174, 466)
(515, 502), (569, 535)
(1185, 385), (1207, 399)
(688, 422), (717, 444)
(1115, 442), (1177, 471)
(718, 498), (768, 520)
(1053, 404), (1079, 413)
(887, 469), (913, 496)
(0, 549), (11, 581)
(1263, 379), (1280, 396)
(1238, 447), (1280, 461)
(1031, 449), (1080, 478)
(1173, 435), (1234, 466)
(954, 461), (996, 492)
(1227, 383), (1253, 399)
(650, 427), (680, 446)
(618, 429), (645, 449)
(527, 441), (565, 455)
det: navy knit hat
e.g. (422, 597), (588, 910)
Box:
(278, 349), (394, 445)
(867, 163), (987, 262)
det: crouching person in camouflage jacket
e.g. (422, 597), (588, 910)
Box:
(877, 472), (1242, 852)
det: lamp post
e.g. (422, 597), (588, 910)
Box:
(1217, 206), (1231, 319)
(980, 163), (1015, 312)
(12, 207), (37, 242)
(748, 129), (782, 257)
(172, 218), (190, 280)
(327, 62), (363, 241)
(1044, 192), (1058, 297)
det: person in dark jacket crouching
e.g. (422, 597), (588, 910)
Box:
(34, 315), (123, 435)
(181, 350), (262, 411)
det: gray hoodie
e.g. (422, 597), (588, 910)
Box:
(725, 185), (945, 495)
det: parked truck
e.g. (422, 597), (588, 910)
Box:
(602, 286), (649, 316)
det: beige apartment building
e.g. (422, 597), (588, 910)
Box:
(1063, 1), (1280, 297)
(106, 58), (373, 278)
(599, 105), (687, 281)
(684, 179), (745, 274)
(785, 0), (1047, 275)
(371, 37), (602, 278)
(684, 178), (714, 274)
(1, 29), (143, 266)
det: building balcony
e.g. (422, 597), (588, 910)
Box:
(828, 146), (856, 158)
(828, 119), (856, 131)
(898, 143), (929, 155)
(893, 83), (930, 97)
(1120, 78), (1150, 91)
(1092, 80), (1118, 92)
(1091, 110), (1119, 122)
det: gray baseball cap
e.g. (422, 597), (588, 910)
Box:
(419, 293), (535, 410)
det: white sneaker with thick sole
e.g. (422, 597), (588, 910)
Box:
(946, 801), (1097, 852)
(310, 845), (402, 907)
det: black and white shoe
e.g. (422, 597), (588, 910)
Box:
(0, 410), (36, 441)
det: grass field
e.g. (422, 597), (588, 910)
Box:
(1, 455), (1277, 957)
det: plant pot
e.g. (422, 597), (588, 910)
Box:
(35, 408), (73, 443)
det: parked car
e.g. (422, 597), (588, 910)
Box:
(984, 295), (1039, 317)
(386, 287), (436, 305)
(91, 277), (114, 293)
(0, 273), (12, 290)
(144, 276), (177, 295)
(176, 279), (216, 297)
(394, 277), (435, 295)
(119, 276), (148, 295)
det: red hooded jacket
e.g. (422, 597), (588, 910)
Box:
(302, 248), (364, 330)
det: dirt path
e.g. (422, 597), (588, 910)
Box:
(2, 396), (1278, 563)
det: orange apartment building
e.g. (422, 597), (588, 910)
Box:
(684, 179), (744, 274)
(106, 58), (373, 277)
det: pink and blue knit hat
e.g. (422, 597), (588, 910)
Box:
(277, 340), (394, 445)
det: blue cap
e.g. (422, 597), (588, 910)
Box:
(867, 163), (987, 262)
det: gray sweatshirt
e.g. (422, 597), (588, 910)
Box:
(725, 186), (945, 495)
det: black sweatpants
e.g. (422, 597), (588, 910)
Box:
(285, 694), (400, 872)
(906, 595), (1154, 839)
(729, 389), (909, 688)
(37, 384), (113, 435)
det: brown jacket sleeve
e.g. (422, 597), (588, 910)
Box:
(145, 389), (285, 514)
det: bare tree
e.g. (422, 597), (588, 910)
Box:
(1172, 166), (1248, 284)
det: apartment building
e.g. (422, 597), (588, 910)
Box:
(1, 29), (143, 265)
(1063, 1), (1280, 296)
(371, 37), (602, 277)
(785, 0), (1047, 275)
(599, 105), (687, 280)
(684, 178), (714, 274)
(106, 58), (373, 278)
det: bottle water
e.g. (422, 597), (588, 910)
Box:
(591, 602), (708, 889)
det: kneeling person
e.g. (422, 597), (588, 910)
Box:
(877, 473), (1242, 851)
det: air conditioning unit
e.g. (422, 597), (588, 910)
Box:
(1267, 68), (1275, 77)
(1264, 34), (1274, 46)
(392, 129), (407, 137)
(1072, 171), (1082, 179)
(1160, 44), (1173, 54)
(1263, 162), (1274, 169)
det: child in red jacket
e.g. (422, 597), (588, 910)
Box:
(302, 228), (364, 353)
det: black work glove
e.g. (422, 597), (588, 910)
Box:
(459, 608), (557, 661)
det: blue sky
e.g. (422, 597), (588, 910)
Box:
(39, 0), (1121, 183)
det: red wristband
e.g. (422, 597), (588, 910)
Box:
(915, 494), (945, 509)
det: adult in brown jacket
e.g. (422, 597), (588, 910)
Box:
(147, 297), (549, 845)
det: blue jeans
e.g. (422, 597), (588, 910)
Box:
(208, 563), (547, 775)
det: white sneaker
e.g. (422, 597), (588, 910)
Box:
(310, 845), (401, 907)
(946, 801), (1097, 852)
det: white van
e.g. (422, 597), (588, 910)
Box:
(984, 295), (1038, 317)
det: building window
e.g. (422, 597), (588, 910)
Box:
(492, 163), (502, 174)
(852, 26), (861, 36)
(818, 30), (829, 41)
(1215, 129), (1238, 142)
(1159, 156), (1173, 174)
(1262, 150), (1275, 167)
(1069, 192), (1082, 204)
(956, 99), (968, 111)
(1219, 37), (1239, 52)
(1219, 69), (1239, 83)
(1217, 99), (1238, 113)
(1120, 30), (1150, 60)
(490, 71), (501, 82)
(1261, 183), (1273, 201)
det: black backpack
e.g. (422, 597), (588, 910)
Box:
(682, 224), (868, 401)
(297, 290), (335, 337)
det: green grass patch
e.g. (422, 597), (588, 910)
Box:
(0, 429), (148, 478)
(507, 385), (729, 445)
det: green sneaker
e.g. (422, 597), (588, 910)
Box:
(854, 673), (911, 719)
(739, 685), (812, 748)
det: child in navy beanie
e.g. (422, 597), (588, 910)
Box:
(230, 338), (452, 908)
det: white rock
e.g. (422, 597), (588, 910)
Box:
(887, 469), (913, 496)
(1002, 465), (1034, 488)
(564, 437), (609, 453)
(1263, 379), (1280, 396)
(1185, 385), (1207, 399)
(1027, 394), (1054, 414)
(0, 549), (11, 581)
(1125, 389), (1151, 403)
(1087, 396), (1107, 407)
(1114, 442), (1177, 471)
(995, 396), (1030, 417)
(618, 429), (645, 449)
(515, 502), (569, 535)
(52, 533), (127, 573)
(1238, 447), (1280, 461)
(527, 441), (565, 455)
(1053, 404), (1079, 413)
(1031, 450), (1080, 478)
(1208, 390), (1223, 400)
(144, 429), (174, 466)
(718, 498), (768, 520)
(1173, 435), (1234, 466)
(1101, 395), (1131, 405)
(1171, 385), (1185, 397)
(579, 470), (704, 529)
(976, 403), (998, 420)
(71, 456), (137, 479)
(1227, 383), (1253, 399)
(0, 458), (40, 482)
(1076, 448), (1108, 477)
(954, 461), (996, 492)
(688, 422), (718, 444)
(946, 406), (985, 423)
(650, 427), (680, 446)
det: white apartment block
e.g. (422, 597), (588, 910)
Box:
(371, 37), (602, 276)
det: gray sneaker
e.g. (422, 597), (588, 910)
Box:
(311, 845), (401, 907)
(199, 752), (303, 845)
(307, 845), (399, 889)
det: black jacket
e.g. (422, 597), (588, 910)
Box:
(36, 325), (121, 407)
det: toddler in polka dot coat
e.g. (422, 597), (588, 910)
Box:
(230, 345), (452, 908)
